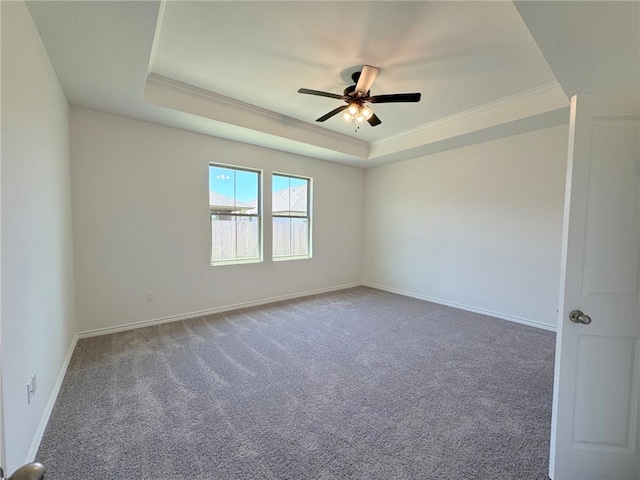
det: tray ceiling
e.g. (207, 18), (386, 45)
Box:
(25, 1), (633, 167)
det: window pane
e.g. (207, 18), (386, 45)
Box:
(209, 167), (259, 215)
(272, 175), (291, 215)
(290, 217), (309, 255)
(211, 215), (260, 262)
(273, 217), (309, 257)
(236, 170), (259, 213)
(209, 166), (236, 211)
(273, 175), (308, 216)
(209, 164), (261, 264)
(290, 177), (308, 216)
(272, 173), (310, 259)
(273, 216), (291, 257)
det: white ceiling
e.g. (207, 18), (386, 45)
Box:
(24, 1), (638, 168)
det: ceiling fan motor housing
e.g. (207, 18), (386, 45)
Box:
(344, 84), (356, 97)
(344, 84), (369, 99)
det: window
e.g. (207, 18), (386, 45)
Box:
(209, 164), (261, 265)
(272, 174), (311, 259)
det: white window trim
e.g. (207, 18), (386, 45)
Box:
(272, 172), (312, 261)
(209, 163), (263, 266)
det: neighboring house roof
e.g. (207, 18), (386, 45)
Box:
(209, 183), (307, 215)
(209, 191), (253, 213)
(272, 183), (308, 215)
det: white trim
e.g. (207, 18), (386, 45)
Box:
(26, 334), (79, 463)
(146, 0), (166, 76)
(145, 73), (369, 157)
(373, 81), (568, 147)
(368, 81), (569, 163)
(146, 73), (286, 123)
(77, 281), (557, 339)
(363, 282), (557, 333)
(78, 283), (362, 339)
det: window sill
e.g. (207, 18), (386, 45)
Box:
(211, 258), (262, 267)
(272, 254), (312, 262)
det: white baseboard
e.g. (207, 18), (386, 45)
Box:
(363, 282), (557, 332)
(26, 333), (79, 463)
(78, 283), (363, 339)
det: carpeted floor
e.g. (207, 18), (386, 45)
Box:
(37, 287), (555, 479)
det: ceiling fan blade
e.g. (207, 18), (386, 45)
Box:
(368, 93), (421, 103)
(367, 112), (382, 127)
(355, 65), (379, 95)
(316, 105), (348, 122)
(298, 88), (346, 100)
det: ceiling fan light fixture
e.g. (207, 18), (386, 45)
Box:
(342, 102), (373, 125)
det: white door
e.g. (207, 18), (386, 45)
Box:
(550, 93), (640, 479)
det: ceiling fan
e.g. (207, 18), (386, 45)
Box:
(298, 65), (421, 127)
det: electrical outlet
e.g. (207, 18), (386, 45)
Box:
(147, 291), (155, 302)
(27, 374), (36, 404)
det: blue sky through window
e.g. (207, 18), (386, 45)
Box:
(209, 166), (258, 203)
(210, 166), (306, 203)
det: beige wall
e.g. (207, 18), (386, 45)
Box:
(1, 1), (77, 471)
(70, 107), (365, 334)
(363, 124), (569, 329)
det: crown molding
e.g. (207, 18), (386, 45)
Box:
(144, 74), (569, 167)
(146, 1), (166, 77)
(370, 81), (569, 159)
(144, 73), (369, 159)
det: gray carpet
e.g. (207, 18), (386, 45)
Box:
(37, 287), (555, 479)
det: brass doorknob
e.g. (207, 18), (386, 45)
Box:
(4, 462), (45, 480)
(569, 310), (592, 325)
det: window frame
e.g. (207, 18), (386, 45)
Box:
(209, 163), (262, 266)
(272, 172), (312, 261)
